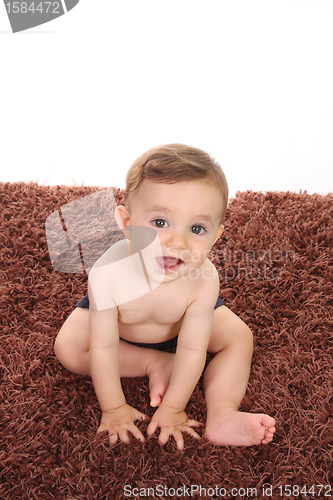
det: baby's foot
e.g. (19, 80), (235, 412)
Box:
(205, 408), (276, 446)
(146, 351), (175, 407)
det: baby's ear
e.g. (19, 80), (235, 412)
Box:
(214, 225), (224, 244)
(115, 206), (130, 231)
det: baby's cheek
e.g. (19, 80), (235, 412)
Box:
(190, 251), (204, 264)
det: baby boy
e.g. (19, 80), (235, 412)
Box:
(54, 144), (276, 450)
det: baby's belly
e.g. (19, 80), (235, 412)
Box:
(118, 318), (183, 344)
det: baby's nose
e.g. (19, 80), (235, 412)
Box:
(166, 229), (187, 250)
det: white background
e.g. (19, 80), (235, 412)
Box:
(1, 0), (333, 200)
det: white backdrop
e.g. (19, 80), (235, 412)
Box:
(1, 0), (332, 199)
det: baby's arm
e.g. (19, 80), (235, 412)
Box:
(88, 283), (146, 444)
(147, 271), (218, 449)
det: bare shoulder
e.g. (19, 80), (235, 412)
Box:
(187, 259), (220, 309)
(91, 239), (129, 270)
(194, 259), (219, 284)
(88, 239), (130, 311)
(203, 259), (219, 279)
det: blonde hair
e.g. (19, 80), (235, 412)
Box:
(125, 144), (228, 222)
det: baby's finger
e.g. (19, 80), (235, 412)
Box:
(97, 423), (108, 434)
(183, 426), (201, 440)
(158, 427), (176, 447)
(147, 419), (159, 437)
(135, 410), (147, 422)
(118, 428), (131, 444)
(128, 423), (145, 443)
(97, 424), (118, 444)
(186, 419), (201, 428)
(108, 431), (118, 445)
(171, 429), (185, 451)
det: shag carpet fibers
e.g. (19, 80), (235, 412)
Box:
(1, 182), (333, 499)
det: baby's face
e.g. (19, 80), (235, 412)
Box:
(123, 179), (224, 283)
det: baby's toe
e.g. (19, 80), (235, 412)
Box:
(150, 394), (162, 408)
(262, 429), (275, 444)
(263, 415), (276, 428)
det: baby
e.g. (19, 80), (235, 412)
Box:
(54, 144), (276, 450)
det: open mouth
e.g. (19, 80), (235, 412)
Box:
(155, 256), (184, 274)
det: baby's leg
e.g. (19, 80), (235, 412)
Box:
(203, 306), (276, 446)
(54, 308), (174, 405)
(54, 308), (91, 375)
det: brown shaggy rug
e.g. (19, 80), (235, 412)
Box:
(1, 182), (333, 499)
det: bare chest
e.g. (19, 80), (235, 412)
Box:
(117, 279), (191, 326)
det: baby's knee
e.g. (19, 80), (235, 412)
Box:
(241, 322), (253, 343)
(54, 329), (86, 375)
(240, 323), (253, 352)
(54, 308), (89, 370)
(230, 320), (253, 354)
(54, 323), (79, 365)
(53, 329), (69, 364)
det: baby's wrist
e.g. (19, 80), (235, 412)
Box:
(101, 397), (127, 413)
(158, 401), (185, 414)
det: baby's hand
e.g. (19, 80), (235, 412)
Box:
(147, 403), (201, 450)
(98, 403), (147, 445)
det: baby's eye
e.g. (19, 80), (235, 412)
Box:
(190, 225), (206, 235)
(152, 218), (168, 228)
